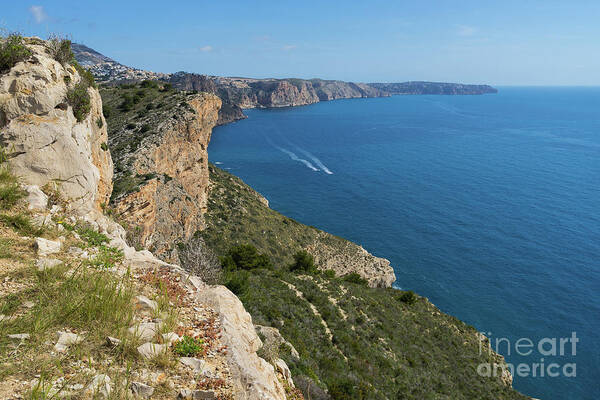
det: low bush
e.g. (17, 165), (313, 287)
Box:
(342, 272), (368, 285)
(220, 244), (273, 271)
(289, 250), (317, 274)
(178, 236), (222, 284)
(66, 82), (91, 122)
(397, 290), (417, 305)
(46, 36), (73, 65)
(0, 33), (32, 73)
(0, 213), (43, 236)
(224, 270), (250, 295)
(173, 335), (204, 357)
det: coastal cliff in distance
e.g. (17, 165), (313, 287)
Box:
(369, 81), (498, 95)
(71, 44), (498, 124)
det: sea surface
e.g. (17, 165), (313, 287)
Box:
(208, 88), (600, 400)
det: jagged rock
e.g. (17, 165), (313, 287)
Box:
(36, 258), (62, 271)
(110, 92), (221, 263)
(179, 357), (205, 372)
(274, 359), (292, 383)
(162, 332), (180, 344)
(0, 41), (113, 214)
(130, 381), (154, 398)
(135, 295), (158, 312)
(255, 325), (300, 360)
(128, 322), (162, 341)
(35, 238), (61, 257)
(196, 284), (286, 400)
(24, 185), (48, 210)
(31, 214), (54, 229)
(55, 331), (84, 352)
(192, 390), (216, 400)
(137, 342), (167, 359)
(106, 336), (122, 347)
(7, 333), (30, 340)
(86, 374), (111, 397)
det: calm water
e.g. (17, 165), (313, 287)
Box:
(209, 88), (600, 400)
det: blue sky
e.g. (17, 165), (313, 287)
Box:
(2, 1), (600, 85)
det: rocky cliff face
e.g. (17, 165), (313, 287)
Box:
(1, 38), (288, 400)
(0, 39), (112, 215)
(102, 84), (221, 263)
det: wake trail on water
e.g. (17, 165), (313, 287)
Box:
(294, 147), (333, 174)
(265, 136), (319, 172)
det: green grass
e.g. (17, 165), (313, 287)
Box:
(86, 245), (124, 269)
(0, 213), (43, 237)
(0, 166), (25, 209)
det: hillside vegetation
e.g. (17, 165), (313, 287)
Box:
(199, 163), (528, 400)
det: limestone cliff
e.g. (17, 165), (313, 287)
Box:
(0, 37), (287, 400)
(102, 84), (220, 262)
(0, 38), (112, 215)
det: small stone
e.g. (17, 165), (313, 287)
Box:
(137, 342), (167, 359)
(192, 390), (216, 400)
(162, 332), (180, 344)
(135, 295), (158, 312)
(36, 258), (62, 271)
(178, 389), (193, 400)
(106, 336), (122, 347)
(25, 185), (48, 210)
(55, 331), (84, 352)
(50, 205), (62, 215)
(128, 322), (162, 341)
(23, 301), (35, 309)
(86, 374), (111, 397)
(35, 238), (61, 257)
(179, 357), (205, 372)
(31, 214), (55, 229)
(8, 333), (30, 340)
(130, 381), (154, 398)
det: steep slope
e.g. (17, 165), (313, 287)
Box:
(0, 38), (112, 215)
(100, 82), (221, 263)
(0, 37), (288, 400)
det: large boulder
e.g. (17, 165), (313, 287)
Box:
(0, 39), (112, 214)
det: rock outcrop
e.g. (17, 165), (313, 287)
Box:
(105, 87), (221, 262)
(0, 39), (112, 214)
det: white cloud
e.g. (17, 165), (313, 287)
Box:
(282, 44), (297, 51)
(199, 45), (213, 52)
(29, 5), (47, 23)
(457, 25), (477, 37)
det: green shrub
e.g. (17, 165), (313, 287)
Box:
(87, 245), (124, 269)
(141, 80), (159, 89)
(66, 82), (91, 122)
(323, 269), (336, 279)
(96, 117), (103, 128)
(397, 290), (417, 305)
(102, 104), (112, 118)
(77, 225), (109, 246)
(342, 273), (368, 285)
(173, 335), (203, 356)
(47, 37), (73, 65)
(100, 142), (108, 151)
(224, 270), (250, 295)
(72, 61), (96, 88)
(140, 123), (151, 133)
(0, 34), (32, 73)
(220, 244), (273, 271)
(290, 250), (317, 274)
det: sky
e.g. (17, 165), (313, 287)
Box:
(2, 0), (600, 85)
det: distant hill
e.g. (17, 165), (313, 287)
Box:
(72, 43), (497, 124)
(369, 81), (498, 95)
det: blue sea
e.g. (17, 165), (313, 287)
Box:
(208, 88), (600, 400)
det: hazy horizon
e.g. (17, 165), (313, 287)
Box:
(3, 1), (600, 86)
